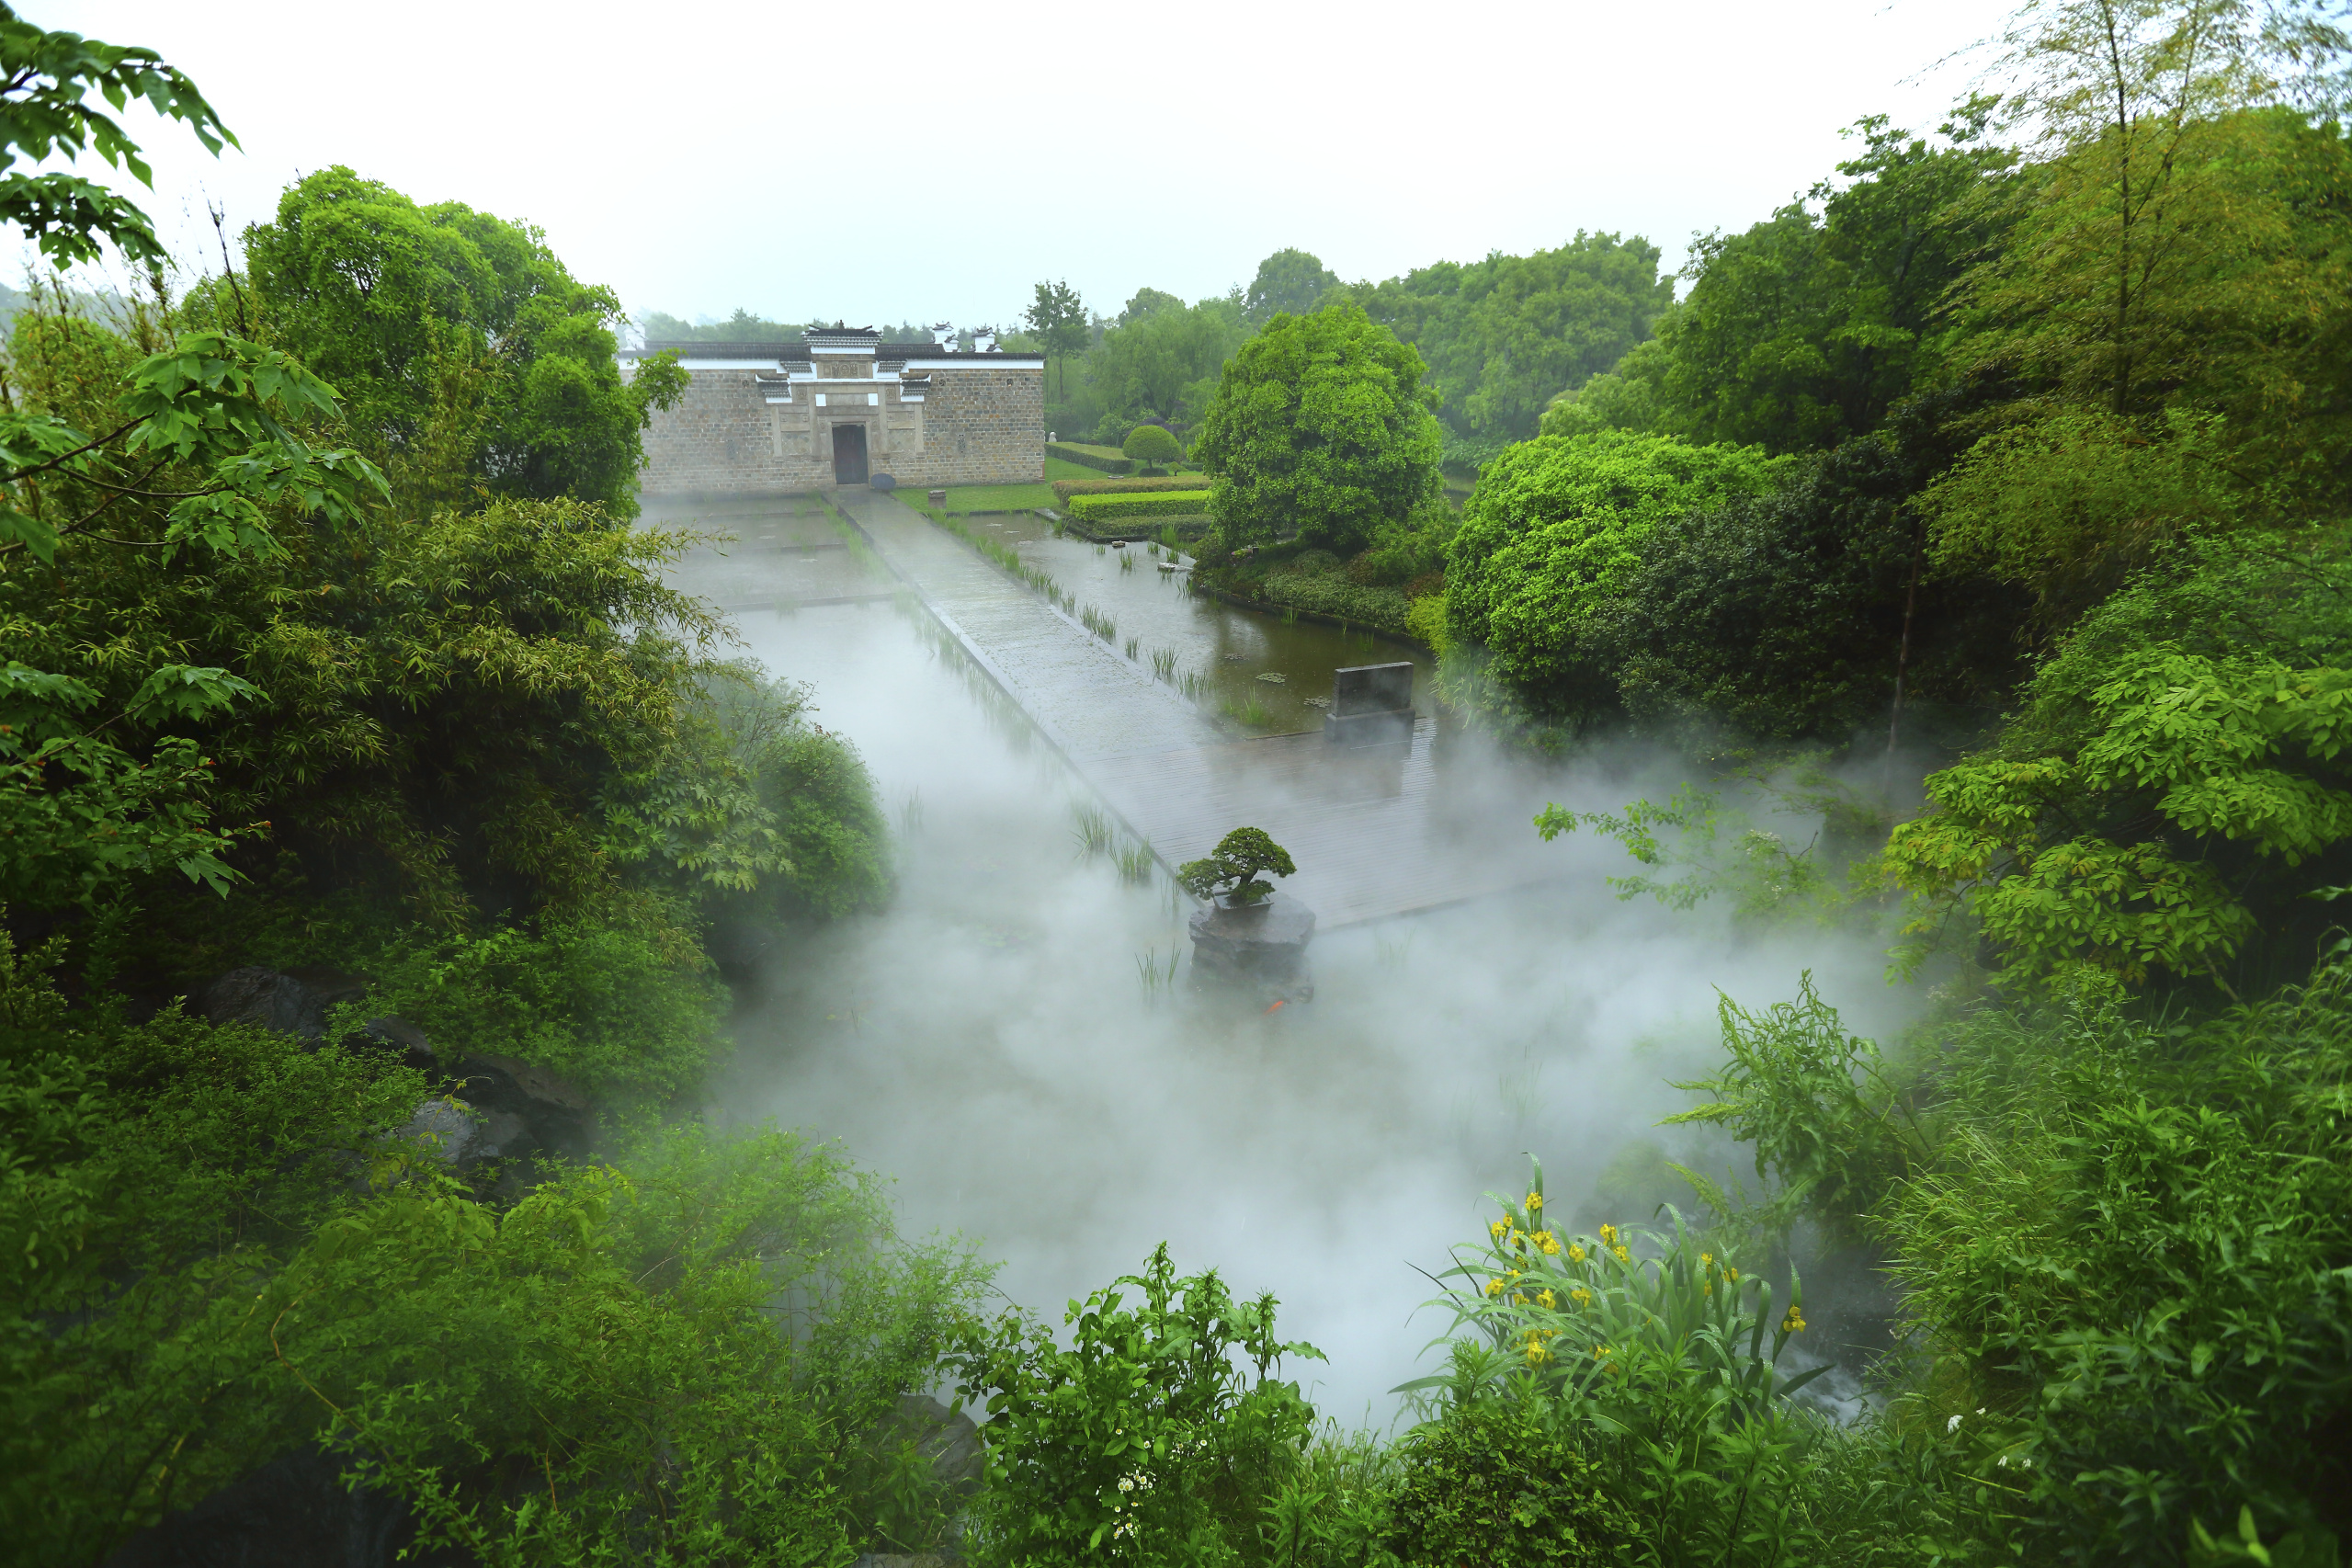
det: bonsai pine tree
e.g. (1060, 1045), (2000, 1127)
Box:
(1176, 827), (1297, 905)
(1122, 421), (1183, 475)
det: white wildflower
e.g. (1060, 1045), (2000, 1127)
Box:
(1947, 1414), (1963, 1434)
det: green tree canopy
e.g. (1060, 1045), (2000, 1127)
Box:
(1244, 247), (1342, 324)
(0, 4), (234, 267)
(1083, 290), (1250, 431)
(244, 167), (683, 517)
(1600, 388), (2027, 745)
(1190, 304), (1441, 557)
(1118, 286), (1184, 325)
(1546, 112), (2017, 454)
(637, 307), (805, 342)
(1446, 431), (1785, 731)
(1358, 232), (1676, 440)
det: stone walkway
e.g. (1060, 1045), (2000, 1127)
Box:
(834, 489), (1223, 761)
(831, 490), (1563, 926)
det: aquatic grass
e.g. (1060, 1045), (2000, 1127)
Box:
(1176, 669), (1209, 703)
(1222, 693), (1274, 728)
(1071, 802), (1115, 859)
(1150, 647), (1178, 680)
(1115, 841), (1155, 884)
(1119, 551), (1136, 574)
(926, 508), (1073, 607)
(1499, 1048), (1543, 1128)
(897, 788), (925, 837)
(1080, 605), (1118, 642)
(1136, 948), (1180, 997)
(1124, 637), (1138, 661)
(1374, 927), (1415, 970)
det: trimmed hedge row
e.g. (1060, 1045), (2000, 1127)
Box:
(1046, 441), (1132, 475)
(1060, 514), (1214, 543)
(1051, 475), (1215, 505)
(1210, 564), (1418, 639)
(1065, 491), (1211, 522)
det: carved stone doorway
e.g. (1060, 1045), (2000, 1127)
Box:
(831, 423), (869, 485)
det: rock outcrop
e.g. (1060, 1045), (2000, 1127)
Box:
(1187, 892), (1315, 1006)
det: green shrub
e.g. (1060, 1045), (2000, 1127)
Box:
(1382, 1403), (1631, 1567)
(953, 1244), (1323, 1565)
(1404, 594), (1449, 654)
(700, 671), (892, 921)
(1046, 440), (1134, 475)
(1878, 973), (2352, 1562)
(1883, 529), (2352, 994)
(1601, 397), (2025, 746)
(1066, 490), (1211, 522)
(1051, 475), (1210, 505)
(1444, 430), (1785, 730)
(370, 901), (726, 1096)
(1231, 569), (1415, 636)
(0, 932), (993, 1568)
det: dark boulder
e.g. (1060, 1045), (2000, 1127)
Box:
(200, 967), (371, 1042)
(99, 1446), (456, 1568)
(447, 1051), (594, 1164)
(1188, 892), (1315, 1006)
(883, 1395), (985, 1499)
(348, 1015), (436, 1072)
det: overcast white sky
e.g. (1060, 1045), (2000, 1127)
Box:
(34, 0), (2011, 329)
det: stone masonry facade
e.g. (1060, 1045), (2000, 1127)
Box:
(624, 331), (1044, 495)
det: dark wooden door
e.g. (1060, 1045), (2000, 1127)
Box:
(831, 424), (869, 485)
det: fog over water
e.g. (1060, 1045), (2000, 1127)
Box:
(702, 587), (1923, 1423)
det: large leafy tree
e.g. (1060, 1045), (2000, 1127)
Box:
(1549, 112), (2017, 454)
(1444, 431), (1784, 732)
(1243, 246), (1341, 324)
(1084, 291), (1250, 434)
(0, 3), (232, 268)
(243, 167), (686, 517)
(1963, 0), (2351, 420)
(1926, 5), (2352, 626)
(1190, 304), (1441, 557)
(0, 12), (387, 914)
(1602, 388), (2027, 744)
(1023, 277), (1088, 401)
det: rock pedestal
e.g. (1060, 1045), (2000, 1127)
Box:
(1188, 892), (1315, 1006)
(1324, 661), (1415, 747)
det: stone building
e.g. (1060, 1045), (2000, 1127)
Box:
(621, 328), (1044, 494)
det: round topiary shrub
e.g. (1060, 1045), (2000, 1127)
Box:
(1122, 422), (1184, 474)
(1382, 1403), (1631, 1568)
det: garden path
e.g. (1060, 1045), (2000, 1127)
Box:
(829, 489), (1566, 927)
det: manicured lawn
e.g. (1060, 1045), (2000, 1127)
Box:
(1049, 439), (1128, 463)
(1044, 456), (1108, 482)
(934, 481), (1057, 512)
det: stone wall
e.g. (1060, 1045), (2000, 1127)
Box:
(637, 364), (1042, 496)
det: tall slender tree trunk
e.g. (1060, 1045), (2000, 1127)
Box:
(1886, 506), (1926, 790)
(2104, 2), (2136, 415)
